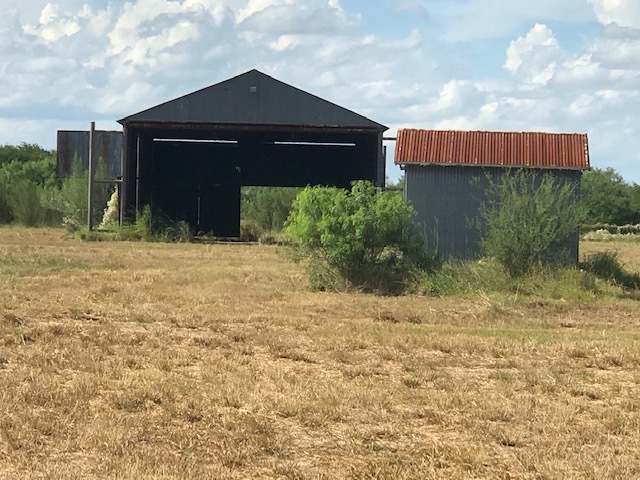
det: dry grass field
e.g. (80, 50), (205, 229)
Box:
(1, 227), (639, 479)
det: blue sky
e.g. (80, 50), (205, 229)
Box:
(1, 0), (639, 183)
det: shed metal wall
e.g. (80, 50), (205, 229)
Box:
(56, 130), (123, 179)
(405, 165), (582, 262)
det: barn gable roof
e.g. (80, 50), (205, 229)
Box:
(119, 69), (387, 131)
(394, 129), (590, 170)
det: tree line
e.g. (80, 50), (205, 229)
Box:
(580, 168), (640, 225)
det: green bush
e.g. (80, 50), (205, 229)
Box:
(414, 258), (609, 300)
(241, 187), (300, 238)
(6, 179), (44, 226)
(0, 144), (59, 225)
(0, 190), (10, 224)
(44, 167), (88, 231)
(579, 251), (640, 289)
(111, 206), (193, 243)
(285, 181), (439, 294)
(115, 206), (153, 241)
(479, 169), (585, 277)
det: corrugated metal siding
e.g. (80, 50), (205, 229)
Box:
(396, 129), (590, 170)
(57, 130), (123, 179)
(406, 165), (581, 262)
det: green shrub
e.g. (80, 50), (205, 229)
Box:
(579, 251), (640, 289)
(0, 190), (11, 224)
(6, 179), (44, 226)
(285, 181), (439, 294)
(239, 219), (262, 242)
(0, 145), (59, 226)
(415, 259), (508, 296)
(117, 206), (154, 241)
(479, 169), (585, 277)
(113, 207), (193, 243)
(151, 213), (193, 243)
(241, 187), (300, 238)
(44, 168), (88, 232)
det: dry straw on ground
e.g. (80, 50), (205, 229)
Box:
(0, 228), (639, 479)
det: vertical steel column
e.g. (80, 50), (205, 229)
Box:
(87, 121), (95, 231)
(135, 135), (141, 213)
(376, 131), (385, 188)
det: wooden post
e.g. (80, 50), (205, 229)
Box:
(87, 121), (95, 231)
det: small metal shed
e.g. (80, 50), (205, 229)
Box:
(395, 129), (591, 262)
(118, 69), (388, 236)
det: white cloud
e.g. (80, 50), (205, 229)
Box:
(269, 34), (299, 51)
(433, 80), (480, 112)
(589, 24), (640, 71)
(236, 0), (294, 24)
(504, 24), (561, 86)
(589, 0), (640, 28)
(23, 3), (81, 43)
(237, 1), (360, 35)
(555, 54), (603, 85)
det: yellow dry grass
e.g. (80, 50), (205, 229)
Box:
(1, 227), (639, 479)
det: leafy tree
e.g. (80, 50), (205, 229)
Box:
(285, 180), (437, 294)
(479, 169), (585, 277)
(385, 175), (405, 192)
(0, 144), (58, 224)
(0, 144), (106, 229)
(0, 143), (55, 168)
(629, 184), (640, 220)
(581, 168), (640, 225)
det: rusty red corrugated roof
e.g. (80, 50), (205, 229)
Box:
(394, 129), (590, 170)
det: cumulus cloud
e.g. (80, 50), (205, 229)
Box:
(589, 0), (640, 28)
(237, 1), (359, 34)
(23, 3), (81, 43)
(504, 24), (561, 86)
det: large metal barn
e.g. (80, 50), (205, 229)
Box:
(116, 69), (388, 236)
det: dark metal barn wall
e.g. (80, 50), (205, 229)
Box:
(121, 127), (137, 221)
(405, 165), (581, 262)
